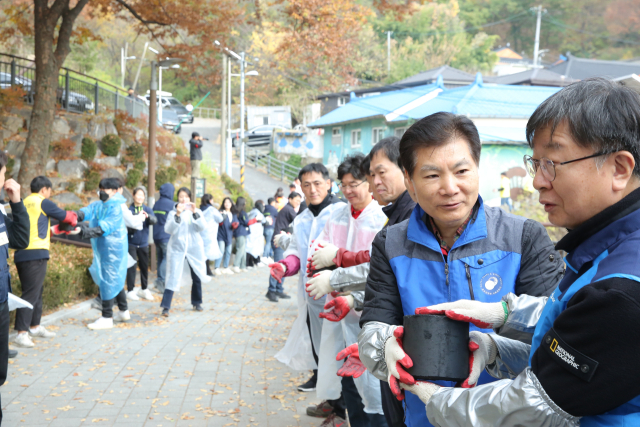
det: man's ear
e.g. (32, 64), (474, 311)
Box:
(611, 151), (636, 192)
(404, 170), (417, 202)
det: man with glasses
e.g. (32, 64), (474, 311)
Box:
(390, 78), (640, 426)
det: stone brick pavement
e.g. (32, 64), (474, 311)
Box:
(2, 266), (324, 427)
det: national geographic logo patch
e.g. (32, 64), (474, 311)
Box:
(543, 328), (599, 382)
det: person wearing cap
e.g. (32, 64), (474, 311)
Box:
(190, 132), (205, 178)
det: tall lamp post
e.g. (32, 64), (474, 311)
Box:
(231, 55), (258, 190)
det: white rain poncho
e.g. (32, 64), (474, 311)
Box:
(247, 208), (265, 259)
(81, 193), (129, 301)
(275, 199), (345, 371)
(164, 207), (212, 292)
(315, 200), (387, 413)
(201, 206), (223, 261)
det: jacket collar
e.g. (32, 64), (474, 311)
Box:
(407, 196), (486, 253)
(382, 190), (415, 222)
(557, 187), (640, 272)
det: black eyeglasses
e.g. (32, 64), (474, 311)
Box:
(523, 152), (610, 182)
(339, 180), (366, 190)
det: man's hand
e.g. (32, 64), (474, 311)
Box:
(415, 300), (508, 329)
(400, 381), (441, 406)
(62, 211), (78, 227)
(461, 332), (497, 388)
(337, 343), (367, 379)
(310, 242), (339, 270)
(4, 179), (20, 203)
(269, 263), (286, 283)
(51, 225), (81, 235)
(385, 326), (415, 400)
(319, 295), (354, 322)
(273, 231), (288, 248)
(306, 270), (333, 299)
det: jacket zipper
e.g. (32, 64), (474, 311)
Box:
(465, 263), (475, 300)
(444, 263), (449, 286)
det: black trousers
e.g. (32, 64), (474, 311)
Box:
(14, 259), (48, 331)
(246, 253), (260, 267)
(102, 288), (128, 318)
(160, 263), (202, 309)
(126, 245), (149, 291)
(343, 376), (388, 427)
(380, 380), (405, 427)
(0, 301), (9, 424)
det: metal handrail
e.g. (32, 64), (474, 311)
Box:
(242, 147), (301, 182)
(193, 107), (220, 119)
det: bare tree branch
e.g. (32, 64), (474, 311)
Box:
(115, 0), (171, 26)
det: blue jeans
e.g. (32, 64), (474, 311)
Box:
(501, 197), (513, 212)
(263, 228), (274, 258)
(160, 263), (202, 309)
(267, 246), (285, 293)
(215, 240), (232, 268)
(233, 235), (247, 268)
(155, 241), (168, 286)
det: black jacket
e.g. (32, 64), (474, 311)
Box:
(189, 138), (203, 161)
(152, 183), (175, 244)
(382, 190), (416, 227)
(128, 204), (158, 247)
(274, 202), (297, 236)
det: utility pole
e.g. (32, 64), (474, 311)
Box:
(239, 52), (246, 190)
(220, 54), (227, 175)
(148, 61), (157, 209)
(132, 42), (149, 93)
(121, 43), (127, 88)
(227, 58), (232, 175)
(387, 31), (392, 75)
(532, 5), (542, 68)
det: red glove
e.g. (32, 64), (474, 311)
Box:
(231, 221), (239, 230)
(62, 211), (78, 227)
(386, 326), (416, 400)
(51, 224), (80, 235)
(319, 296), (351, 322)
(269, 263), (286, 283)
(337, 343), (367, 378)
(247, 218), (257, 226)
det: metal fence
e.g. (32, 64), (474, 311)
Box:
(0, 53), (149, 119)
(244, 147), (301, 183)
(193, 107), (221, 119)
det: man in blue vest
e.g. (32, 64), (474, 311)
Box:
(358, 112), (565, 427)
(383, 78), (640, 426)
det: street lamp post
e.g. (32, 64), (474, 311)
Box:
(240, 52), (246, 189)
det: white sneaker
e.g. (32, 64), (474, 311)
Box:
(223, 268), (234, 275)
(13, 333), (34, 348)
(214, 268), (222, 276)
(29, 325), (56, 338)
(113, 310), (131, 322)
(87, 317), (113, 330)
(139, 289), (154, 301)
(127, 290), (140, 301)
(232, 267), (241, 273)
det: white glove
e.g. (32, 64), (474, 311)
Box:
(463, 331), (497, 388)
(310, 241), (339, 269)
(384, 326), (415, 400)
(273, 231), (290, 248)
(416, 299), (508, 329)
(400, 381), (441, 405)
(306, 270), (333, 300)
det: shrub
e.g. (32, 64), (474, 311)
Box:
(67, 181), (77, 193)
(126, 168), (142, 188)
(5, 156), (14, 178)
(50, 138), (76, 160)
(101, 134), (121, 156)
(134, 160), (146, 171)
(81, 137), (97, 161)
(126, 144), (144, 162)
(221, 173), (253, 208)
(84, 169), (101, 192)
(155, 167), (178, 190)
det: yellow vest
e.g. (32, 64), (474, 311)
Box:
(500, 176), (511, 198)
(24, 193), (50, 250)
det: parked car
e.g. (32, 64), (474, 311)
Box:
(0, 72), (34, 102)
(232, 124), (279, 147)
(58, 89), (94, 113)
(145, 94), (194, 124)
(160, 107), (181, 134)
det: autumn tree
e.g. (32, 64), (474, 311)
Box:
(0, 0), (242, 195)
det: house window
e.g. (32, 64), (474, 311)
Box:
(394, 127), (406, 138)
(351, 129), (362, 148)
(332, 127), (342, 146)
(337, 96), (348, 106)
(372, 128), (385, 144)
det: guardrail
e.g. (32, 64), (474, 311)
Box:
(243, 147), (301, 183)
(193, 107), (220, 119)
(0, 53), (149, 119)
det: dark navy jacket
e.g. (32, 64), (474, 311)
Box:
(152, 183), (175, 244)
(128, 204), (157, 248)
(233, 210), (250, 237)
(0, 201), (30, 303)
(263, 205), (278, 229)
(217, 211), (236, 245)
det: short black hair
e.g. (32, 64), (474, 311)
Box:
(116, 178), (124, 189)
(370, 136), (402, 171)
(527, 77), (640, 177)
(361, 153), (372, 177)
(500, 171), (508, 177)
(0, 152), (8, 171)
(275, 187), (284, 198)
(267, 197), (275, 205)
(99, 178), (120, 190)
(289, 183), (296, 189)
(177, 187), (191, 199)
(288, 191), (301, 200)
(201, 193), (213, 206)
(255, 199), (264, 212)
(31, 176), (52, 193)
(338, 152), (366, 181)
(298, 162), (330, 181)
(192, 132), (200, 138)
(400, 112), (481, 177)
(233, 196), (246, 214)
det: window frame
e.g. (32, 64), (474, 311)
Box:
(372, 127), (385, 145)
(351, 129), (362, 148)
(331, 127), (342, 146)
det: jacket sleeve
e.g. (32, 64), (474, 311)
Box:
(192, 211), (206, 233)
(237, 211), (249, 227)
(358, 321), (397, 381)
(496, 292), (549, 344)
(211, 208), (223, 224)
(145, 206), (158, 226)
(123, 205), (144, 230)
(98, 203), (123, 237)
(485, 334), (532, 380)
(516, 220), (564, 297)
(41, 199), (68, 222)
(334, 249), (370, 268)
(330, 263), (369, 292)
(6, 201), (30, 250)
(165, 211), (180, 235)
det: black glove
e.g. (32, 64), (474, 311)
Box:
(57, 221), (74, 232)
(79, 223), (104, 239)
(75, 210), (85, 222)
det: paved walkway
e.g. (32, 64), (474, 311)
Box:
(2, 266), (320, 427)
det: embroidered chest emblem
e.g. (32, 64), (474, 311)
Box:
(481, 273), (502, 295)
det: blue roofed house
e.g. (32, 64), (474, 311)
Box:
(308, 74), (561, 205)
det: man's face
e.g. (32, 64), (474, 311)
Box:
(405, 139), (479, 231)
(300, 171), (330, 205)
(340, 173), (370, 209)
(531, 122), (621, 229)
(101, 188), (117, 200)
(40, 187), (52, 199)
(133, 190), (145, 205)
(128, 89), (134, 96)
(290, 196), (302, 209)
(370, 152), (406, 205)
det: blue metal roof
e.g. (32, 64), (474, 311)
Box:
(308, 77), (445, 127)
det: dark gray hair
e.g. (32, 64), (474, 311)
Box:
(526, 77), (640, 176)
(370, 136), (402, 171)
(337, 152), (366, 181)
